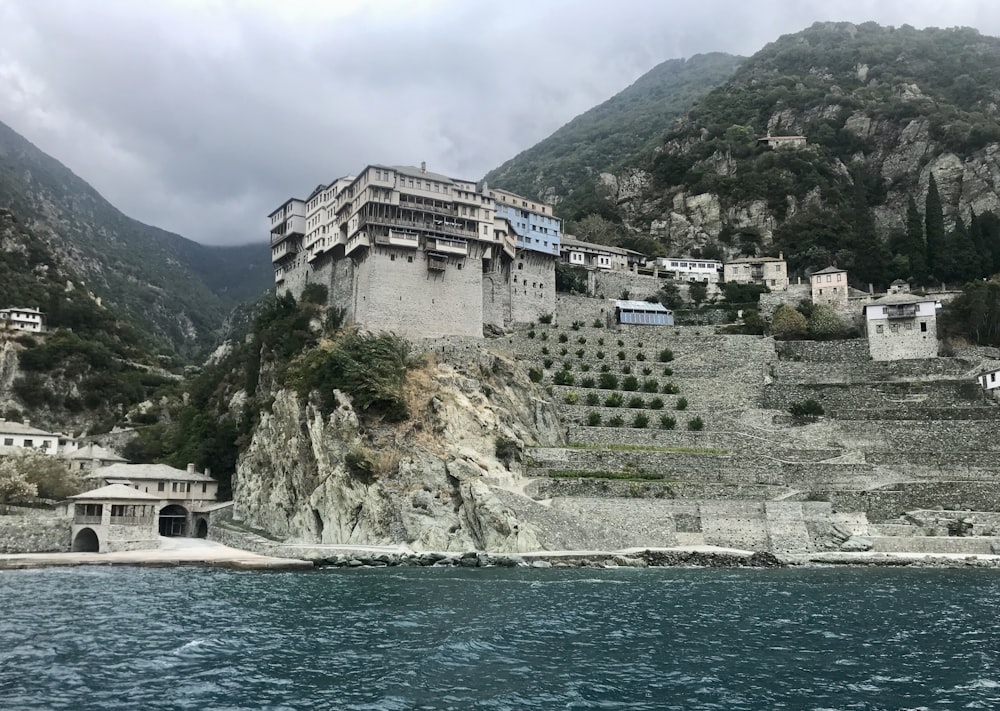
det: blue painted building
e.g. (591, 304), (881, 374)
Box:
(487, 186), (561, 257)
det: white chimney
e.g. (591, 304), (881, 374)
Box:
(420, 161), (426, 174)
(187, 463), (195, 474)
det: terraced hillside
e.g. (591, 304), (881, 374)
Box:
(497, 294), (1000, 555)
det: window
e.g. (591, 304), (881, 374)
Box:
(2, 438), (10, 446)
(992, 373), (997, 383)
(826, 275), (832, 283)
(407, 256), (413, 263)
(920, 322), (927, 332)
(905, 322), (914, 330)
(818, 288), (823, 295)
(203, 483), (208, 493)
(876, 325), (884, 334)
(23, 439), (32, 448)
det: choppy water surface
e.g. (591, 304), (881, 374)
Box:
(1, 566), (999, 710)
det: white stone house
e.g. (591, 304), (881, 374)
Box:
(723, 256), (789, 291)
(656, 257), (722, 283)
(67, 484), (159, 553)
(978, 368), (1000, 393)
(757, 134), (807, 149)
(0, 419), (79, 455)
(85, 462), (219, 538)
(0, 308), (45, 333)
(863, 294), (940, 361)
(560, 236), (629, 271)
(810, 266), (849, 309)
(62, 444), (128, 472)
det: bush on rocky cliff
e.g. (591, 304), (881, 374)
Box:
(288, 330), (412, 421)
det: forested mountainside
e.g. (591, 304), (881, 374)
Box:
(499, 23), (1000, 290)
(483, 53), (743, 215)
(0, 119), (271, 357)
(0, 207), (180, 432)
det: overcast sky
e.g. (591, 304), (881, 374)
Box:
(2, 0), (999, 246)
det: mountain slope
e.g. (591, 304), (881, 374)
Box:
(483, 52), (743, 210)
(0, 120), (271, 357)
(558, 22), (1000, 287)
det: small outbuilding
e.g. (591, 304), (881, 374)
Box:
(68, 484), (159, 553)
(978, 368), (1000, 393)
(611, 300), (674, 326)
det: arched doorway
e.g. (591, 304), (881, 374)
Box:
(72, 528), (100, 552)
(158, 504), (189, 537)
(195, 518), (208, 539)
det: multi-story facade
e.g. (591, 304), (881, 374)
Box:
(269, 198), (307, 287)
(0, 419), (79, 456)
(0, 308), (45, 333)
(810, 266), (849, 309)
(723, 256), (789, 291)
(487, 186), (561, 257)
(863, 294), (940, 361)
(270, 164), (556, 339)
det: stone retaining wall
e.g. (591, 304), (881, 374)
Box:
(823, 482), (1000, 522)
(0, 514), (71, 553)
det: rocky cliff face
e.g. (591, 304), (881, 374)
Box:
(233, 350), (565, 552)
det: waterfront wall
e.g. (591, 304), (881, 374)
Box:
(0, 514), (71, 553)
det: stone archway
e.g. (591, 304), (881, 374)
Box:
(195, 518), (208, 539)
(72, 528), (100, 552)
(158, 504), (189, 537)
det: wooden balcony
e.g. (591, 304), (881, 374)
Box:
(344, 232), (371, 256)
(374, 230), (420, 249)
(426, 237), (468, 256)
(885, 304), (918, 319)
(427, 255), (447, 272)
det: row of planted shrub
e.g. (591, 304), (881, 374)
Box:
(543, 371), (682, 394)
(564, 392), (689, 410)
(537, 346), (674, 362)
(537, 360), (674, 378)
(583, 411), (705, 430)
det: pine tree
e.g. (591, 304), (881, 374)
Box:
(925, 173), (946, 281)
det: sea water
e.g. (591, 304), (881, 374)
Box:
(1, 566), (998, 710)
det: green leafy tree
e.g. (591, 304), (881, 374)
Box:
(807, 304), (847, 340)
(770, 304), (808, 339)
(0, 459), (38, 504)
(688, 282), (709, 306)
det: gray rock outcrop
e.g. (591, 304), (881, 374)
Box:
(233, 351), (564, 553)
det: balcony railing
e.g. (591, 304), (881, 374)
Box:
(885, 304), (918, 319)
(345, 233), (371, 256)
(110, 516), (152, 526)
(374, 230), (420, 248)
(74, 515), (102, 525)
(360, 214), (477, 241)
(426, 237), (468, 256)
(428, 256), (447, 272)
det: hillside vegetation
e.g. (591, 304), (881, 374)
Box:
(0, 119), (271, 357)
(494, 23), (1000, 294)
(484, 53), (743, 211)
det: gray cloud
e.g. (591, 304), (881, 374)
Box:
(1, 0), (999, 245)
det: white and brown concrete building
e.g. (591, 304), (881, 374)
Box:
(271, 164), (557, 338)
(68, 484), (160, 553)
(85, 462), (218, 538)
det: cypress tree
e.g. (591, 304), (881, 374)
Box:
(925, 172), (946, 281)
(904, 196), (928, 283)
